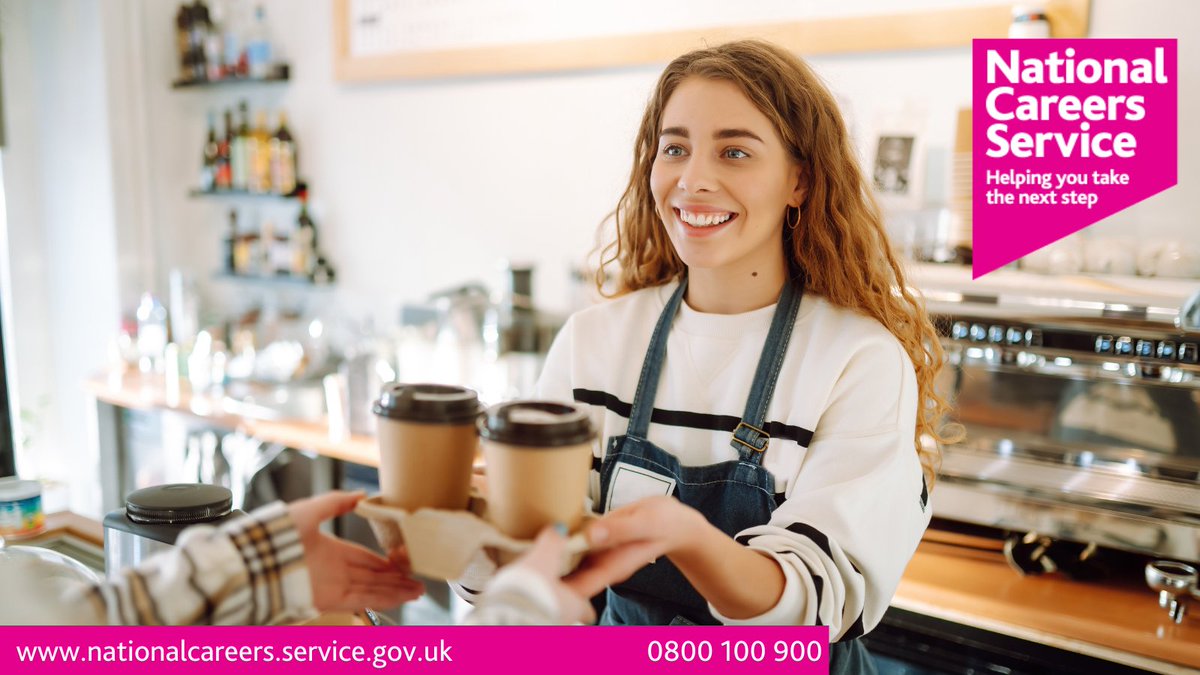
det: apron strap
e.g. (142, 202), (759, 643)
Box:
(626, 278), (689, 440)
(730, 275), (805, 462)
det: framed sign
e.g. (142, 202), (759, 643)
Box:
(332, 0), (1090, 81)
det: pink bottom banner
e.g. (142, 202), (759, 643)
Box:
(2, 625), (830, 674)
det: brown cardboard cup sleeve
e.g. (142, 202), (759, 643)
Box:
(355, 493), (592, 580)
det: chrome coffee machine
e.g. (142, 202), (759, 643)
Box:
(912, 265), (1200, 579)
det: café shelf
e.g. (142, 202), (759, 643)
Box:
(172, 65), (290, 89)
(211, 271), (333, 288)
(188, 186), (305, 201)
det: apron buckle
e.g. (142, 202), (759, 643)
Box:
(731, 421), (770, 452)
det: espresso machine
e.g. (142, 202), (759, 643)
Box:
(911, 264), (1200, 620)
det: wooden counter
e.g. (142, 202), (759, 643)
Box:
(85, 369), (380, 468)
(897, 538), (1200, 672)
(87, 370), (1198, 670)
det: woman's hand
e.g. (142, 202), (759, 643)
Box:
(565, 496), (708, 599)
(287, 491), (425, 613)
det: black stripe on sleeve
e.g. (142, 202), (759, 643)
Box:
(838, 611), (866, 642)
(811, 573), (825, 627)
(785, 522), (835, 561)
(572, 388), (814, 447)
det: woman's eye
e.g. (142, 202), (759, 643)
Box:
(723, 148), (750, 159)
(662, 144), (686, 157)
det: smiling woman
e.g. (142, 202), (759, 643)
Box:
(487, 39), (961, 675)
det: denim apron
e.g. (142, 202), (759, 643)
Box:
(596, 277), (875, 674)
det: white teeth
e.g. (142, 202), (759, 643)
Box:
(678, 209), (734, 227)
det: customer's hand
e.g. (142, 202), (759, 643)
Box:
(509, 526), (597, 625)
(288, 491), (425, 613)
(565, 496), (706, 599)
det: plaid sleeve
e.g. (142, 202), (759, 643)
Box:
(72, 502), (314, 625)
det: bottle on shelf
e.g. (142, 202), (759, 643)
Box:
(221, 0), (245, 78)
(292, 188), (317, 278)
(269, 111), (297, 195)
(175, 4), (194, 82)
(260, 218), (275, 274)
(249, 110), (271, 193)
(216, 108), (233, 190)
(203, 0), (224, 80)
(230, 100), (251, 190)
(224, 209), (238, 273)
(188, 1), (211, 82)
(199, 111), (219, 191)
(245, 4), (272, 79)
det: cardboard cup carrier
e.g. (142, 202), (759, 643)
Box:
(359, 392), (595, 580)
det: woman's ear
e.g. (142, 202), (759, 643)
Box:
(788, 165), (809, 208)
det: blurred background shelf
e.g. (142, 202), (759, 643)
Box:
(172, 64), (290, 89)
(212, 271), (333, 288)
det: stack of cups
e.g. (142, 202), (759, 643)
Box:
(478, 401), (594, 539)
(373, 383), (484, 511)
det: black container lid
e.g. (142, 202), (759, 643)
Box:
(125, 483), (233, 525)
(478, 400), (594, 447)
(373, 383), (483, 424)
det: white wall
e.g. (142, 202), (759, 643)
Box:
(2, 0), (1198, 517)
(0, 0), (135, 514)
(138, 0), (1200, 320)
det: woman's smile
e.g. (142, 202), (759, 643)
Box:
(672, 206), (739, 237)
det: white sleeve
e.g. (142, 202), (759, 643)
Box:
(461, 566), (561, 625)
(535, 314), (576, 402)
(714, 338), (930, 638)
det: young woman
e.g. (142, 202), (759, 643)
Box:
(535, 40), (954, 669)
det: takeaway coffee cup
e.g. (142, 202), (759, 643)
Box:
(373, 383), (484, 511)
(478, 400), (594, 539)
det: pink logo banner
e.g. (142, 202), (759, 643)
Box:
(1, 625), (830, 674)
(972, 39), (1177, 277)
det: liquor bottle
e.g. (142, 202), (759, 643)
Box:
(203, 0), (225, 80)
(225, 209), (238, 273)
(249, 110), (271, 193)
(176, 4), (194, 82)
(200, 112), (219, 191)
(230, 101), (250, 190)
(292, 188), (317, 278)
(216, 108), (233, 190)
(216, 0), (241, 78)
(245, 4), (272, 79)
(269, 111), (296, 195)
(189, 1), (210, 81)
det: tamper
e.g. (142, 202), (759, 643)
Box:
(1145, 560), (1197, 624)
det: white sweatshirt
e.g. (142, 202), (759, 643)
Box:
(535, 279), (931, 638)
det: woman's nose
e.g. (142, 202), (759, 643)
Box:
(676, 155), (718, 194)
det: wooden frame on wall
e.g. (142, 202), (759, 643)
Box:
(332, 0), (1090, 82)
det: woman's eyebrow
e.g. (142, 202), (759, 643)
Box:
(714, 128), (765, 143)
(658, 127), (765, 143)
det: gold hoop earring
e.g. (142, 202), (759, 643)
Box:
(787, 208), (800, 231)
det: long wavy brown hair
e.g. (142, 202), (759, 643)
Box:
(596, 40), (956, 486)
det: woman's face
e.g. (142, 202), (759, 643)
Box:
(650, 77), (805, 276)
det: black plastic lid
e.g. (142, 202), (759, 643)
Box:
(373, 383), (483, 425)
(478, 400), (594, 447)
(125, 483), (233, 525)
